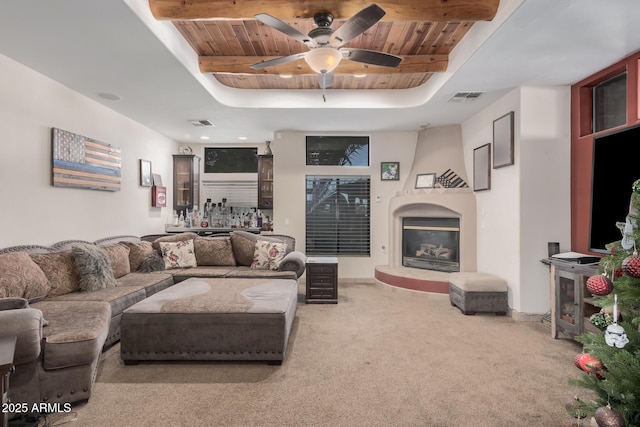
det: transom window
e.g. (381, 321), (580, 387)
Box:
(306, 136), (369, 166)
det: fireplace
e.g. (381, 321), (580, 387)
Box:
(402, 217), (460, 272)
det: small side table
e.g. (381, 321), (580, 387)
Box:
(1, 336), (16, 427)
(306, 257), (338, 304)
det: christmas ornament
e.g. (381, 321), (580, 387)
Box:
(576, 353), (605, 378)
(574, 353), (583, 369)
(586, 274), (614, 296)
(605, 324), (629, 348)
(594, 405), (626, 427)
(622, 251), (640, 278)
(604, 295), (629, 349)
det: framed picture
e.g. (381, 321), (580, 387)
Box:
(473, 143), (491, 191)
(152, 173), (163, 186)
(415, 173), (436, 189)
(381, 162), (400, 181)
(139, 159), (152, 187)
(493, 111), (514, 168)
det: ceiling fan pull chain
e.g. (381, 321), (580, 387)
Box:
(322, 73), (327, 102)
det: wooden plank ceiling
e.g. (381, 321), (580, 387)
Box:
(149, 0), (500, 90)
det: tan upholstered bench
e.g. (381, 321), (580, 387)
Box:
(449, 272), (508, 315)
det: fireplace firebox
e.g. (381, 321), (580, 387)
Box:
(402, 217), (460, 272)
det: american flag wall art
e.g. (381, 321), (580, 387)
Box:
(51, 128), (121, 191)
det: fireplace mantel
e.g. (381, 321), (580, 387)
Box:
(389, 188), (477, 273)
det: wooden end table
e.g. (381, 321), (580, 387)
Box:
(305, 257), (338, 304)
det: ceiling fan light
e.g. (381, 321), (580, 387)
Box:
(305, 47), (342, 74)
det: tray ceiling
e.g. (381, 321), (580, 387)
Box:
(150, 0), (499, 90)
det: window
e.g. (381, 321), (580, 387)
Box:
(593, 72), (626, 132)
(306, 136), (369, 166)
(204, 148), (258, 173)
(305, 175), (370, 256)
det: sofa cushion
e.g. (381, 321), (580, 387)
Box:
(121, 241), (154, 271)
(0, 252), (51, 302)
(159, 240), (197, 269)
(0, 297), (29, 310)
(72, 244), (118, 292)
(171, 266), (236, 283)
(31, 300), (111, 370)
(102, 244), (131, 279)
(225, 267), (297, 279)
(194, 237), (236, 266)
(152, 232), (199, 252)
(30, 251), (81, 296)
(251, 240), (287, 271)
(116, 272), (174, 297)
(48, 285), (147, 318)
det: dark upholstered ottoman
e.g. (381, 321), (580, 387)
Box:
(120, 277), (298, 365)
(449, 272), (508, 315)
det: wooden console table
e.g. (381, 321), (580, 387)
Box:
(0, 336), (16, 427)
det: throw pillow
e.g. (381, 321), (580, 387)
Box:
(30, 251), (81, 296)
(102, 244), (131, 278)
(159, 239), (197, 269)
(137, 252), (166, 273)
(193, 237), (236, 266)
(152, 232), (199, 253)
(71, 244), (117, 292)
(121, 241), (154, 271)
(250, 240), (287, 271)
(0, 252), (51, 302)
(230, 231), (287, 266)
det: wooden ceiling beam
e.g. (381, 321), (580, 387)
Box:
(199, 55), (448, 75)
(150, 0), (499, 22)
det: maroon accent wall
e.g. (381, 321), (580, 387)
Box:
(571, 51), (640, 254)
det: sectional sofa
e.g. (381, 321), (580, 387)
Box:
(0, 230), (305, 417)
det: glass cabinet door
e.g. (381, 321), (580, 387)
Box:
(173, 155), (200, 212)
(556, 269), (580, 335)
(258, 155), (273, 209)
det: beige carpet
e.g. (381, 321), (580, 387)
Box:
(67, 282), (585, 426)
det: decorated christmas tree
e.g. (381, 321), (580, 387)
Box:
(567, 179), (640, 426)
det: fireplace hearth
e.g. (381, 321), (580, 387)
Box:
(402, 217), (460, 272)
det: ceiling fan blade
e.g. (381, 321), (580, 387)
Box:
(255, 13), (316, 48)
(318, 72), (334, 89)
(342, 48), (402, 68)
(250, 53), (307, 70)
(330, 4), (385, 47)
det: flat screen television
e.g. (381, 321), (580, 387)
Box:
(589, 124), (640, 253)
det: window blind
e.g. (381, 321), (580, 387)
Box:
(201, 180), (257, 208)
(305, 175), (370, 256)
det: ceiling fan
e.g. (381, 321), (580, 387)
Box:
(250, 4), (403, 90)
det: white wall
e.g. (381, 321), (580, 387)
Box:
(271, 131), (418, 279)
(461, 86), (571, 315)
(0, 53), (177, 247)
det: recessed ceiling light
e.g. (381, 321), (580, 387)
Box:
(238, 136), (247, 140)
(353, 74), (367, 78)
(279, 74), (293, 79)
(97, 92), (122, 101)
(200, 136), (210, 140)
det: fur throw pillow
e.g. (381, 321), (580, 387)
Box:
(137, 252), (166, 273)
(72, 244), (117, 292)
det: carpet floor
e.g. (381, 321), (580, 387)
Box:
(65, 282), (586, 426)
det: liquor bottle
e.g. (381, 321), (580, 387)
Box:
(178, 211), (185, 227)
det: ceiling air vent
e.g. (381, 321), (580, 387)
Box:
(188, 119), (215, 127)
(448, 92), (483, 103)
